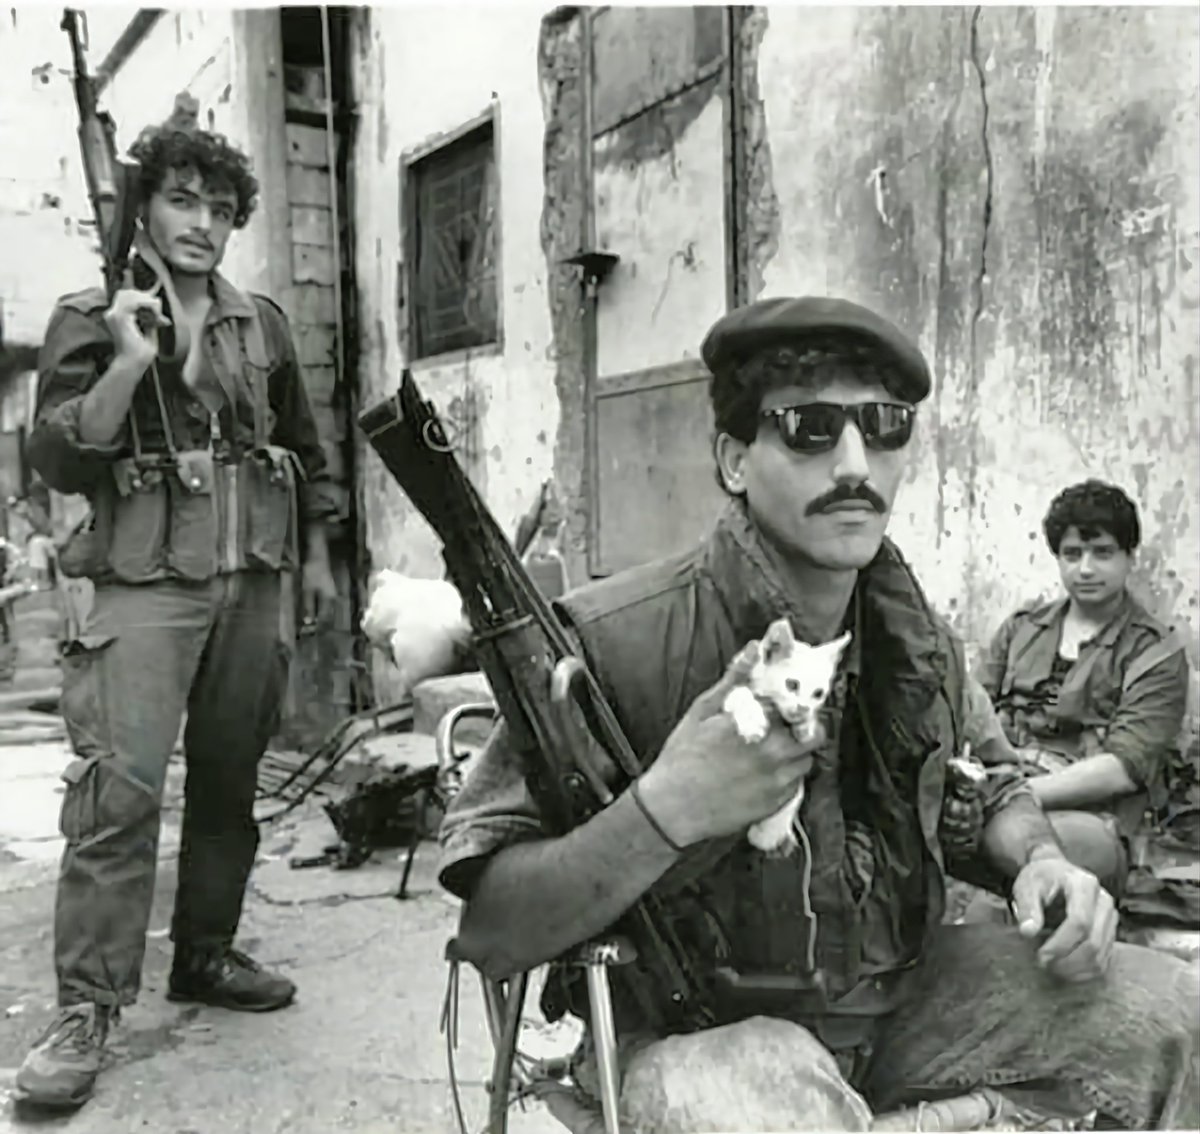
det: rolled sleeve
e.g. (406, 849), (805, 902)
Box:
(962, 672), (1020, 766)
(438, 719), (547, 900)
(961, 671), (1038, 819)
(1103, 640), (1190, 789)
(977, 765), (1036, 825)
(26, 305), (126, 496)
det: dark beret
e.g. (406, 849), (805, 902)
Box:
(700, 296), (931, 404)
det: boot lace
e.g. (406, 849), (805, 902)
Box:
(36, 1006), (105, 1056)
(224, 948), (263, 974)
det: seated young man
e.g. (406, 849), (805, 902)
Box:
(439, 299), (1199, 1131)
(978, 480), (1190, 897)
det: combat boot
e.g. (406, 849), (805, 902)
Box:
(168, 945), (296, 1012)
(15, 1002), (114, 1109)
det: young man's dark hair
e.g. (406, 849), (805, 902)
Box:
(1042, 479), (1141, 556)
(128, 109), (259, 229)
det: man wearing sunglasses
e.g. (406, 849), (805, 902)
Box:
(439, 297), (1198, 1130)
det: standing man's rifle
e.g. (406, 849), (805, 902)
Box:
(60, 7), (188, 369)
(359, 370), (708, 1014)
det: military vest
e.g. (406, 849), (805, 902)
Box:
(54, 289), (303, 584)
(539, 505), (967, 1049)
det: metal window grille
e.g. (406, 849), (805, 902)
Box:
(409, 122), (498, 360)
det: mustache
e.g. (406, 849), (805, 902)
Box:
(806, 484), (887, 516)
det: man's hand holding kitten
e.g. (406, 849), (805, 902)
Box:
(635, 643), (825, 851)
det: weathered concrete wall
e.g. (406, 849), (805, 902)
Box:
(754, 5), (1200, 662)
(0, 8), (100, 348)
(1, 9), (290, 346)
(537, 11), (590, 581)
(350, 7), (561, 588)
(349, 2), (1197, 716)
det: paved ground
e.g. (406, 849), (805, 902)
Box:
(3, 730), (1197, 1134)
(0, 736), (571, 1134)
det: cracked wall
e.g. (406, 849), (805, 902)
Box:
(0, 10), (99, 348)
(352, 4), (1198, 690)
(755, 5), (1200, 664)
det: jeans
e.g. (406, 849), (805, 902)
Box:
(577, 925), (1199, 1130)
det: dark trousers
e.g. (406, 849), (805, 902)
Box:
(54, 572), (294, 1008)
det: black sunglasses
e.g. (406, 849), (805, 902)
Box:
(760, 402), (915, 454)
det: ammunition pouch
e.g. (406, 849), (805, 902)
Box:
(239, 445), (304, 572)
(58, 446), (301, 585)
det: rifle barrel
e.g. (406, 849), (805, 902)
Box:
(359, 370), (710, 1029)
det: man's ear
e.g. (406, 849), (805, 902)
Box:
(714, 432), (749, 496)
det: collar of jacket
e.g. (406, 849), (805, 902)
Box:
(704, 499), (949, 715)
(1029, 589), (1140, 651)
(207, 272), (257, 322)
(58, 272), (257, 323)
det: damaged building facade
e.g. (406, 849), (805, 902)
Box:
(353, 4), (1200, 675)
(18, 6), (1200, 712)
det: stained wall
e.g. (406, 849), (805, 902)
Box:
(351, 6), (1198, 692)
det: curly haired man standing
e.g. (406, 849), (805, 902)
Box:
(16, 96), (339, 1109)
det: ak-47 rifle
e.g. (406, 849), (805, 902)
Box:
(359, 371), (709, 1017)
(61, 8), (188, 369)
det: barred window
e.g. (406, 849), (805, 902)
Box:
(406, 120), (499, 360)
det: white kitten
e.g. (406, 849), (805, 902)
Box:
(360, 568), (472, 696)
(723, 618), (852, 857)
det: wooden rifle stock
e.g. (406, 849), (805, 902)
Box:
(359, 371), (709, 1025)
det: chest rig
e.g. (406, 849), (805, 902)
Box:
(61, 302), (303, 584)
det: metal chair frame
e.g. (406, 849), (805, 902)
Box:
(434, 703), (1018, 1134)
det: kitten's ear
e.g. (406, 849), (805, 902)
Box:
(824, 630), (852, 662)
(760, 619), (794, 664)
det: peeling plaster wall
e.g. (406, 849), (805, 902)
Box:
(755, 5), (1200, 665)
(3, 10), (290, 334)
(351, 3), (1198, 695)
(0, 8), (105, 346)
(577, 7), (734, 574)
(99, 11), (235, 142)
(537, 11), (590, 581)
(351, 7), (561, 589)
